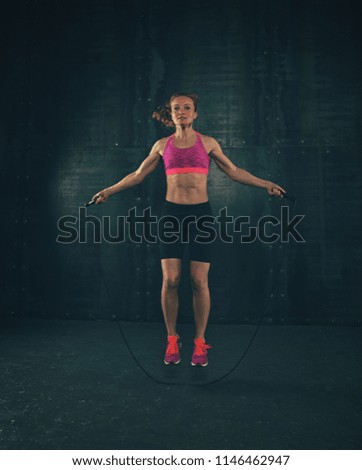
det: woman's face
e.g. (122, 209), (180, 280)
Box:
(170, 96), (198, 126)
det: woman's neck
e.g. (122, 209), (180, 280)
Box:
(174, 125), (196, 140)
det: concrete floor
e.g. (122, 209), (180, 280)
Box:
(0, 318), (361, 450)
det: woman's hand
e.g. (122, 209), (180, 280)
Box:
(266, 181), (286, 198)
(92, 189), (110, 204)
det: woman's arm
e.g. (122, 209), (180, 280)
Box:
(209, 137), (286, 198)
(92, 140), (162, 204)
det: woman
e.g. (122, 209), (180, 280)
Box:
(92, 91), (285, 367)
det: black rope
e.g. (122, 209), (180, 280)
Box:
(92, 196), (296, 387)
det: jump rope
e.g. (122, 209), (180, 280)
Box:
(84, 193), (296, 387)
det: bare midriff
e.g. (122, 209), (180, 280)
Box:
(165, 173), (209, 204)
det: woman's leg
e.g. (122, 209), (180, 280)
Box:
(161, 258), (182, 336)
(189, 260), (211, 340)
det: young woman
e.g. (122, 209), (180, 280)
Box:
(91, 91), (285, 367)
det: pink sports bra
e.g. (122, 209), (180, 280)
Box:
(162, 132), (210, 175)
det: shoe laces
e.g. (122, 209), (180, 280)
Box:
(193, 339), (212, 356)
(166, 336), (179, 355)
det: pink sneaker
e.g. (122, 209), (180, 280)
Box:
(191, 338), (212, 367)
(164, 335), (182, 365)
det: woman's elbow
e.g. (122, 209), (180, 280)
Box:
(130, 171), (144, 185)
(227, 168), (239, 181)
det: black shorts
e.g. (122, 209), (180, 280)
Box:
(158, 200), (216, 263)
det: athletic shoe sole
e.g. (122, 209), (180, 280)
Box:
(191, 361), (208, 367)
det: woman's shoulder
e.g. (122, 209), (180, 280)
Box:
(198, 132), (217, 144)
(155, 135), (173, 157)
(198, 133), (217, 154)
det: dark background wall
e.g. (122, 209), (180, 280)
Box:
(1, 0), (361, 325)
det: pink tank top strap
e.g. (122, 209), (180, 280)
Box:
(163, 134), (173, 152)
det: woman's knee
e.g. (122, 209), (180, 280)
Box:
(163, 272), (181, 289)
(190, 275), (209, 292)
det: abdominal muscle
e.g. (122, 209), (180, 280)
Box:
(165, 173), (209, 205)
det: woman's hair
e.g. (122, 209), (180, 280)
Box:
(152, 91), (199, 127)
